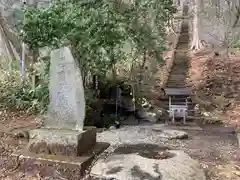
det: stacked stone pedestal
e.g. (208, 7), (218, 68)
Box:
(28, 128), (96, 156)
(12, 127), (108, 179)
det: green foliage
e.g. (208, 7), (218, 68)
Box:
(0, 82), (49, 113)
(21, 1), (73, 49)
(6, 0), (177, 114)
(232, 40), (240, 49)
(21, 0), (176, 76)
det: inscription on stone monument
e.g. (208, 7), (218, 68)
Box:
(44, 46), (85, 131)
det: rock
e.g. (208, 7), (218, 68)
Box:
(91, 150), (206, 180)
(136, 107), (163, 123)
(149, 106), (167, 119)
(145, 112), (158, 123)
(202, 112), (210, 117)
(13, 131), (29, 139)
(136, 108), (149, 119)
(153, 129), (188, 139)
(109, 126), (116, 130)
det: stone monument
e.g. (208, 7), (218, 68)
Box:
(46, 46), (85, 131)
(27, 46), (94, 156)
(12, 47), (109, 178)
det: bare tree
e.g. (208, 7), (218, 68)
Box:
(202, 0), (240, 90)
(203, 0), (240, 49)
(190, 0), (204, 50)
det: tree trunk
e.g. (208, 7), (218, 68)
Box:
(30, 49), (39, 90)
(0, 20), (16, 69)
(190, 0), (204, 50)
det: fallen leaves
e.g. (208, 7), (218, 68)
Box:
(188, 48), (240, 127)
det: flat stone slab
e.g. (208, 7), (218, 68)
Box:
(12, 142), (109, 179)
(91, 149), (206, 180)
(151, 125), (188, 139)
(158, 129), (188, 139)
(28, 127), (96, 156)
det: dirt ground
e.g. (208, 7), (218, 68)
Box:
(0, 110), (239, 180)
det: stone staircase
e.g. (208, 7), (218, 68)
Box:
(160, 6), (195, 120)
(167, 15), (189, 88)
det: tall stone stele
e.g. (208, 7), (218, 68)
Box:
(28, 47), (96, 156)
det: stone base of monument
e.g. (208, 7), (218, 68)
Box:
(11, 126), (109, 178)
(28, 127), (97, 156)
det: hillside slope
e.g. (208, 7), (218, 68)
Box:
(188, 49), (240, 127)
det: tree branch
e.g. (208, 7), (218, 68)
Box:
(232, 6), (240, 28)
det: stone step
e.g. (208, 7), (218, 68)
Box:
(168, 75), (187, 79)
(167, 80), (187, 83)
(168, 74), (186, 77)
(170, 71), (188, 74)
(179, 36), (189, 39)
(167, 79), (187, 82)
(179, 35), (189, 38)
(176, 45), (189, 49)
(166, 85), (190, 88)
(166, 80), (186, 83)
(167, 80), (189, 84)
(167, 82), (187, 85)
(179, 37), (189, 41)
(12, 142), (110, 178)
(169, 74), (188, 77)
(171, 66), (189, 69)
(171, 66), (189, 68)
(168, 75), (187, 78)
(172, 63), (189, 66)
(179, 33), (189, 36)
(178, 41), (189, 44)
(180, 31), (189, 35)
(176, 42), (188, 46)
(174, 55), (189, 58)
(169, 71), (188, 74)
(168, 74), (188, 77)
(166, 85), (187, 88)
(168, 76), (187, 78)
(172, 61), (189, 63)
(172, 62), (189, 65)
(171, 68), (188, 70)
(168, 75), (187, 77)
